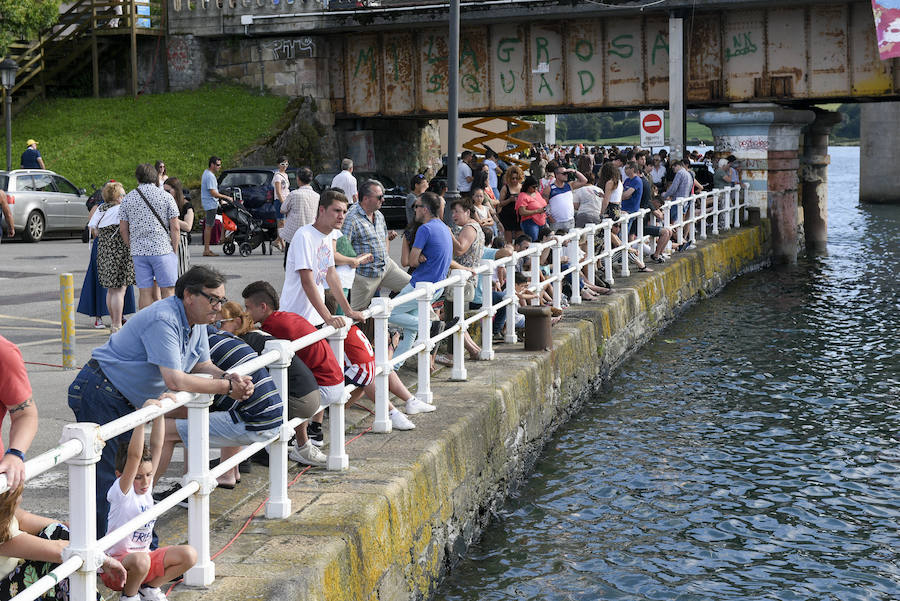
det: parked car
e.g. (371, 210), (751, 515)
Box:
(0, 169), (88, 242)
(217, 167), (299, 215)
(312, 171), (408, 229)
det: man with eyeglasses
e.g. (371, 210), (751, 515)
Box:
(342, 179), (410, 312)
(68, 265), (255, 536)
(201, 156), (233, 257)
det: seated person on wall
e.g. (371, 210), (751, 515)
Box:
(154, 321), (286, 491)
(241, 281), (344, 451)
(217, 301), (326, 467)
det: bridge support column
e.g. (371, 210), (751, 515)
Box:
(800, 109), (841, 253)
(699, 104), (814, 264)
(860, 102), (900, 204)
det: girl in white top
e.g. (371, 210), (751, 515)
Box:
(103, 398), (196, 601)
(272, 156), (291, 252)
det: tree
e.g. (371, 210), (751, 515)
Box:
(0, 0), (61, 59)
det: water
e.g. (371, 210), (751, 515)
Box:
(436, 147), (900, 601)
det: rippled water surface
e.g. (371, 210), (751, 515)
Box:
(437, 147), (900, 601)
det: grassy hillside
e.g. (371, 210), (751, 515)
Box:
(8, 85), (291, 189)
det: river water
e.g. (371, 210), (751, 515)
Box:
(436, 146), (899, 601)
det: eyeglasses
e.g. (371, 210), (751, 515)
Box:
(413, 203), (423, 209)
(374, 195), (384, 200)
(197, 290), (227, 307)
(214, 163), (222, 167)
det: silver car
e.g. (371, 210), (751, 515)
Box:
(0, 169), (88, 242)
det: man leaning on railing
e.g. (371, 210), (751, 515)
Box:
(67, 266), (255, 537)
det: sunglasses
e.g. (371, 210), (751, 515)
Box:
(196, 290), (227, 307)
(413, 203), (423, 209)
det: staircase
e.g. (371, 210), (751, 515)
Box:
(1, 0), (167, 117)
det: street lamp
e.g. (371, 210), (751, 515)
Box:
(0, 58), (18, 172)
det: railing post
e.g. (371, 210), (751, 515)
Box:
(636, 212), (645, 267)
(701, 192), (710, 240)
(370, 298), (392, 433)
(326, 326), (349, 471)
(504, 256), (518, 344)
(566, 239), (581, 305)
(450, 270), (468, 381)
(184, 379), (215, 587)
(619, 215), (630, 277)
(688, 196), (696, 243)
(529, 250), (541, 306)
(60, 423), (103, 601)
(263, 338), (292, 519)
(734, 185), (742, 227)
(603, 222), (614, 286)
(743, 182), (750, 223)
(712, 191), (720, 235)
(551, 241), (562, 308)
(724, 187), (732, 230)
(478, 261), (495, 360)
(663, 200), (673, 252)
(415, 282), (435, 405)
(586, 225), (596, 286)
(675, 198), (685, 246)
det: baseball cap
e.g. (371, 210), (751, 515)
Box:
(26, 139), (37, 146)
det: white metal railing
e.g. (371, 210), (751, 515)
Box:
(2, 182), (749, 601)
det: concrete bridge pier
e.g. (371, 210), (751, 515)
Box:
(859, 102), (900, 204)
(800, 110), (841, 253)
(699, 104), (815, 264)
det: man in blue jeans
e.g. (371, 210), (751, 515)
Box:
(67, 266), (254, 536)
(387, 191), (450, 413)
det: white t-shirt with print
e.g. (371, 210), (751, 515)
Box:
(106, 477), (156, 557)
(281, 224), (336, 325)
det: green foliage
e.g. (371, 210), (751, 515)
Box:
(0, 0), (61, 57)
(558, 117), (712, 146)
(9, 84), (290, 189)
(833, 104), (860, 141)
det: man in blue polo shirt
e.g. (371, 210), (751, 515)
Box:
(67, 265), (254, 535)
(20, 139), (44, 169)
(388, 191), (452, 363)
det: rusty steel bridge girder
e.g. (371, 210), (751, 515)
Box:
(325, 2), (898, 117)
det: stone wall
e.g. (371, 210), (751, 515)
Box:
(166, 222), (772, 601)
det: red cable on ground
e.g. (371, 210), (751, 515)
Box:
(24, 361), (66, 368)
(165, 426), (374, 596)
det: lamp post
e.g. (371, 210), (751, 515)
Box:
(0, 58), (18, 172)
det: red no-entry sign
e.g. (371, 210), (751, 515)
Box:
(639, 110), (665, 147)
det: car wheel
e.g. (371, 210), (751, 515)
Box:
(223, 241), (236, 255)
(23, 211), (45, 243)
(239, 242), (252, 257)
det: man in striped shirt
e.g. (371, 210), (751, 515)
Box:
(155, 326), (284, 488)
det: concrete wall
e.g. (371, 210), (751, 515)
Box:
(166, 222), (771, 601)
(860, 101), (900, 204)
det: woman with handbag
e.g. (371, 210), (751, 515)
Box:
(163, 178), (193, 278)
(93, 181), (137, 332)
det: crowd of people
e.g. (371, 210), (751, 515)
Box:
(0, 144), (742, 599)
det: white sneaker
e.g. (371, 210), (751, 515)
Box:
(390, 410), (416, 430)
(120, 596), (140, 601)
(405, 397), (436, 415)
(138, 586), (167, 601)
(289, 441), (327, 467)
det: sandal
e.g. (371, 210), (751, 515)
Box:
(435, 354), (453, 367)
(638, 265), (653, 272)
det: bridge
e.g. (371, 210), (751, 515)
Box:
(166, 0), (898, 117)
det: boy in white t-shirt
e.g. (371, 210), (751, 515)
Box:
(102, 399), (197, 601)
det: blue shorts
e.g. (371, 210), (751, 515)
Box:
(133, 253), (178, 288)
(176, 411), (280, 448)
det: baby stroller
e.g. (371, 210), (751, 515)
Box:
(219, 190), (269, 257)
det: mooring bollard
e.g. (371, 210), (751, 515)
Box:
(60, 273), (76, 369)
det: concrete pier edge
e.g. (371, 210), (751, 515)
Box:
(165, 222), (772, 601)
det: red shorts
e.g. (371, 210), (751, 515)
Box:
(100, 547), (168, 590)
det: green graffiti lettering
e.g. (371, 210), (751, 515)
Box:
(578, 70), (594, 95)
(462, 73), (481, 93)
(497, 37), (521, 63)
(574, 39), (593, 62)
(389, 43), (400, 82)
(500, 70), (515, 93)
(538, 73), (553, 97)
(460, 38), (479, 70)
(535, 36), (550, 65)
(426, 72), (444, 93)
(725, 32), (757, 61)
(353, 46), (376, 80)
(608, 34), (634, 59)
(425, 35), (446, 65)
(651, 32), (668, 65)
